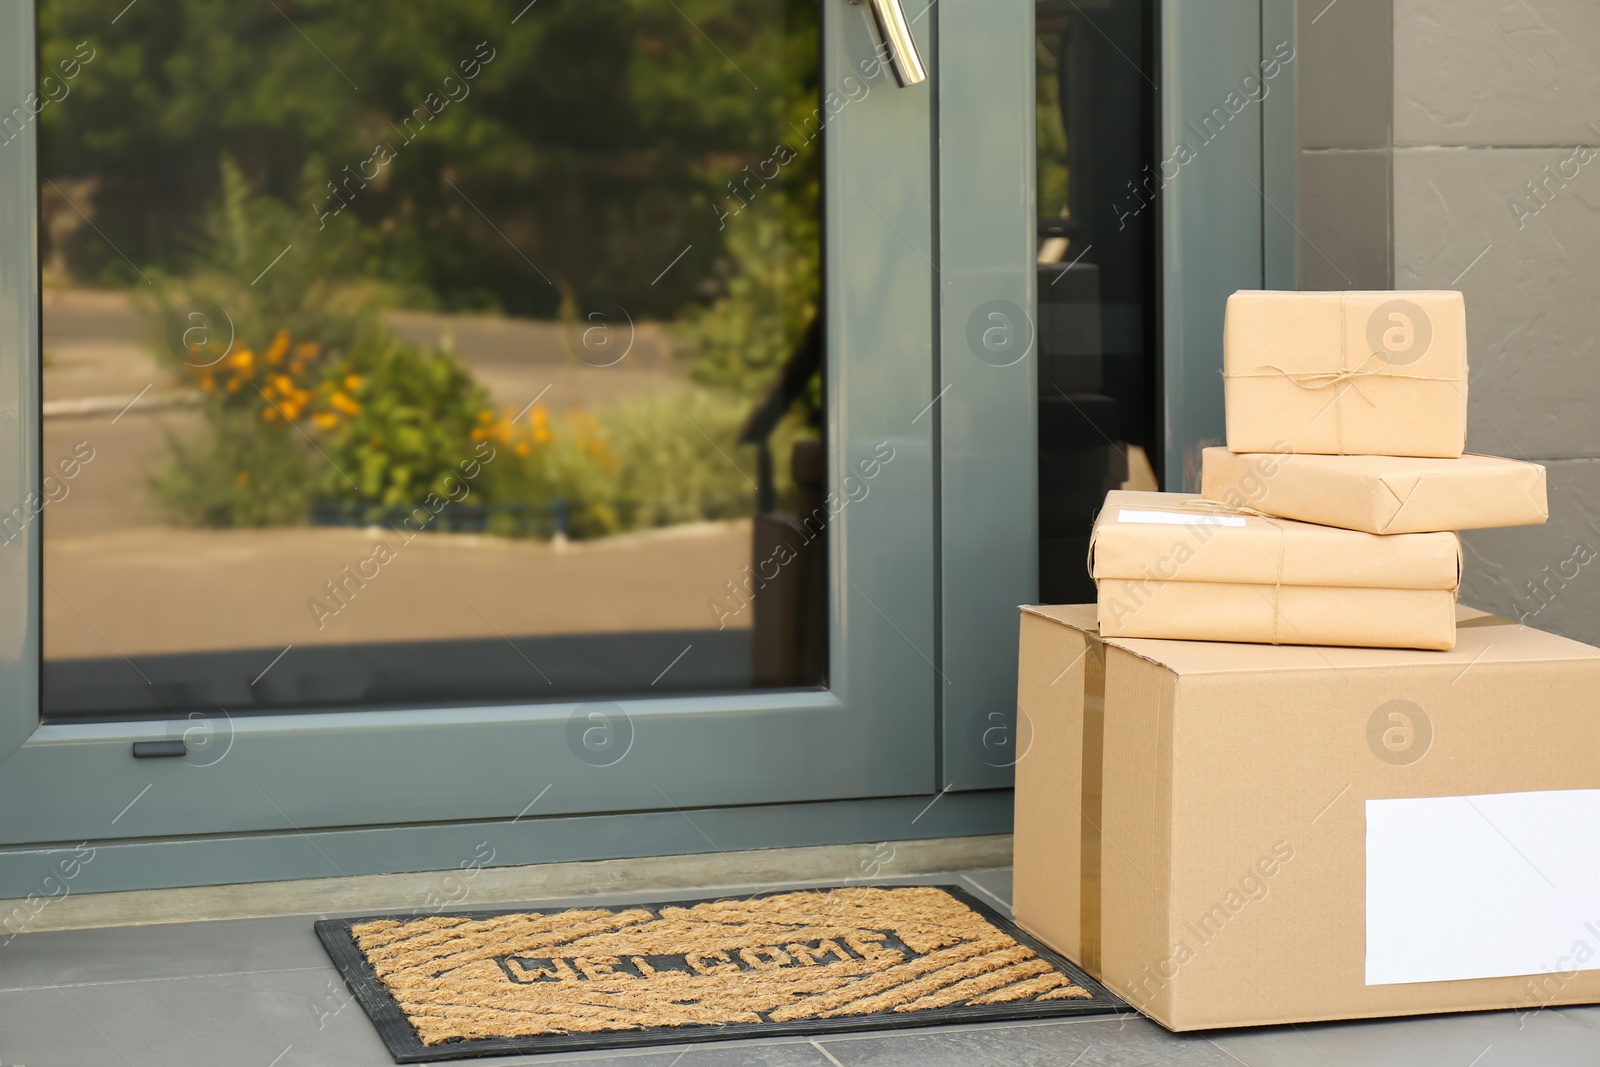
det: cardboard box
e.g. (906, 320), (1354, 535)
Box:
(1200, 447), (1549, 534)
(1013, 604), (1600, 1030)
(1223, 290), (1468, 458)
(1090, 491), (1461, 650)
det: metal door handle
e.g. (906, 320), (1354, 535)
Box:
(850, 0), (927, 87)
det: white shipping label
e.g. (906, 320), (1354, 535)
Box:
(1366, 790), (1600, 986)
(1115, 509), (1245, 527)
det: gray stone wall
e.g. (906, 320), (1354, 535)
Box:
(1297, 0), (1393, 290)
(1298, 0), (1600, 643)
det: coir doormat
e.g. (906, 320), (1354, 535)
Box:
(316, 884), (1121, 1062)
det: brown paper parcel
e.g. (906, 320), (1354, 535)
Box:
(1012, 603), (1600, 1030)
(1200, 447), (1548, 534)
(1223, 290), (1468, 458)
(1089, 490), (1461, 650)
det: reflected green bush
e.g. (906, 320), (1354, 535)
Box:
(151, 406), (316, 528)
(473, 386), (759, 539)
(40, 0), (819, 322)
(145, 163), (763, 535)
(48, 0), (827, 536)
(147, 161), (491, 525)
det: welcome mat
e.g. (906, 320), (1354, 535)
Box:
(316, 884), (1121, 1062)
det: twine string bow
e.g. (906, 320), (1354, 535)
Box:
(1229, 295), (1459, 453)
(1176, 498), (1289, 645)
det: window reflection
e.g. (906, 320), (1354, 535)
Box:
(1035, 0), (1158, 604)
(37, 0), (826, 719)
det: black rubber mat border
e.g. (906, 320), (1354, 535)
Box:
(315, 884), (1126, 1062)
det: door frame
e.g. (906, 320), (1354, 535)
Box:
(0, 0), (946, 871)
(0, 0), (1299, 897)
(933, 0), (1299, 789)
(1159, 0), (1298, 489)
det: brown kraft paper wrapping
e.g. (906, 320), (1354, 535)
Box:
(1223, 290), (1468, 458)
(1089, 491), (1461, 650)
(1200, 447), (1549, 535)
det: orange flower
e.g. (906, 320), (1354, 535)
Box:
(476, 410), (494, 425)
(343, 375), (362, 393)
(279, 402), (302, 421)
(514, 441), (531, 457)
(262, 407), (279, 422)
(585, 439), (618, 474)
(235, 471), (249, 487)
(228, 349), (254, 373)
(293, 341), (319, 360)
(264, 330), (290, 365)
(226, 378), (242, 393)
(199, 373), (215, 392)
(330, 392), (361, 417)
(313, 411), (340, 430)
(529, 404), (552, 444)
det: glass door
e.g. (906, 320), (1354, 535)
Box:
(36, 1), (830, 718)
(0, 0), (1298, 892)
(0, 0), (948, 863)
(1034, 0), (1159, 607)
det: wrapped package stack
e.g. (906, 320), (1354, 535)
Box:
(1089, 490), (1462, 649)
(1015, 290), (1595, 1032)
(1100, 288), (1547, 651)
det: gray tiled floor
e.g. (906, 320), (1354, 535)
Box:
(3, 867), (1599, 1066)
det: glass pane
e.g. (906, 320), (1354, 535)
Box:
(1034, 0), (1159, 604)
(38, 0), (826, 720)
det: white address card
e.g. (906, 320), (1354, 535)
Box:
(1366, 790), (1600, 986)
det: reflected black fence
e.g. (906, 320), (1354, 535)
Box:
(309, 495), (761, 540)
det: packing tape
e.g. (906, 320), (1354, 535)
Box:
(1079, 630), (1106, 977)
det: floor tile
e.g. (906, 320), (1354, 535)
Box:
(0, 967), (838, 1067)
(0, 967), (372, 1067)
(13, 866), (1591, 1067)
(1555, 1004), (1600, 1030)
(0, 914), (326, 991)
(957, 867), (1013, 913)
(816, 1016), (1241, 1067)
(1209, 1006), (1600, 1067)
(541, 1040), (837, 1067)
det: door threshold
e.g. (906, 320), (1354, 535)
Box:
(2, 834), (1012, 933)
